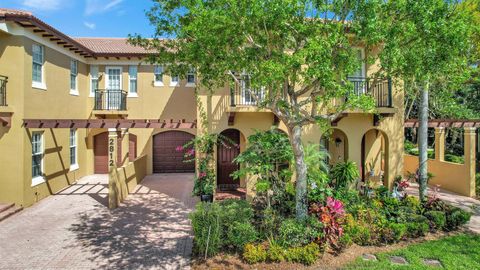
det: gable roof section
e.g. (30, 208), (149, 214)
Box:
(0, 8), (152, 58)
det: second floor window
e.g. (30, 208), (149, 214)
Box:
(187, 68), (195, 85)
(70, 60), (78, 93)
(90, 65), (99, 96)
(32, 44), (44, 86)
(154, 65), (164, 86)
(70, 129), (78, 169)
(129, 66), (138, 95)
(32, 132), (44, 182)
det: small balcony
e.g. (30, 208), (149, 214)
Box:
(0, 75), (7, 107)
(93, 89), (128, 117)
(229, 77), (393, 108)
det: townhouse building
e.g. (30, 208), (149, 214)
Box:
(0, 8), (404, 207)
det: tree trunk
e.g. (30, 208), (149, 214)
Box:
(289, 125), (308, 220)
(418, 83), (429, 201)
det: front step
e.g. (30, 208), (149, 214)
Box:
(0, 203), (22, 222)
(215, 188), (246, 201)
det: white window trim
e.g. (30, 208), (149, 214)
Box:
(31, 132), (45, 187)
(89, 65), (99, 97)
(170, 75), (179, 87)
(69, 129), (78, 171)
(70, 60), (79, 96)
(105, 66), (123, 89)
(32, 44), (46, 90)
(186, 68), (196, 87)
(128, 66), (138, 97)
(154, 65), (164, 87)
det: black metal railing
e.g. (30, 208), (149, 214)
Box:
(347, 76), (393, 107)
(0, 75), (7, 106)
(230, 76), (393, 108)
(94, 89), (127, 111)
(230, 77), (265, 107)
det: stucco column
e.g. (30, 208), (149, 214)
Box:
(434, 127), (445, 162)
(120, 128), (129, 166)
(108, 128), (119, 209)
(464, 127), (476, 197)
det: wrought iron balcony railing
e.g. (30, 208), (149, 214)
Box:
(94, 89), (127, 111)
(230, 76), (393, 108)
(0, 75), (7, 106)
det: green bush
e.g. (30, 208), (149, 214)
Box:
(402, 195), (421, 213)
(339, 233), (353, 249)
(445, 207), (471, 231)
(243, 243), (267, 264)
(226, 221), (257, 251)
(277, 218), (323, 248)
(444, 153), (464, 164)
(382, 223), (407, 242)
(190, 202), (223, 257)
(406, 222), (429, 237)
(330, 161), (360, 189)
(267, 241), (286, 262)
(349, 224), (372, 245)
(476, 174), (480, 198)
(285, 242), (320, 265)
(219, 199), (254, 226)
(424, 211), (446, 231)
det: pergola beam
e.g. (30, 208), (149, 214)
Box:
(23, 119), (197, 129)
(405, 119), (480, 128)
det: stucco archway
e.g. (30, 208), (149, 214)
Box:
(361, 128), (389, 186)
(320, 128), (349, 166)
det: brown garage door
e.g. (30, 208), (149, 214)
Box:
(153, 131), (195, 173)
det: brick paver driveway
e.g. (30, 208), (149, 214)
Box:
(0, 173), (197, 270)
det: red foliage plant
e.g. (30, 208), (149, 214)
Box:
(309, 197), (346, 252)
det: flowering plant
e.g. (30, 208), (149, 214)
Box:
(309, 197), (346, 251)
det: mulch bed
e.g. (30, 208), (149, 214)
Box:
(191, 231), (462, 270)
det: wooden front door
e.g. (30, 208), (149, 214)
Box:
(94, 132), (122, 173)
(217, 129), (240, 189)
(152, 131), (195, 173)
(94, 132), (108, 174)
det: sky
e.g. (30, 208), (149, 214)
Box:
(1, 0), (156, 38)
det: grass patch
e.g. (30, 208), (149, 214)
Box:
(345, 234), (480, 269)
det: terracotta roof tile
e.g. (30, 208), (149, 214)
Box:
(74, 37), (155, 55)
(0, 8), (33, 16)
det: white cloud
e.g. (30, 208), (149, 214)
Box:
(22, 0), (62, 11)
(85, 0), (124, 16)
(83, 22), (96, 30)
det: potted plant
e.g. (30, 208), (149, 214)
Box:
(200, 180), (215, 202)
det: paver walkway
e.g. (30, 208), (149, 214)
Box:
(0, 173), (197, 270)
(406, 183), (480, 234)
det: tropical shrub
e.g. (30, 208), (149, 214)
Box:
(243, 243), (267, 264)
(277, 217), (323, 248)
(402, 195), (421, 213)
(226, 221), (257, 251)
(304, 144), (332, 203)
(406, 215), (430, 237)
(266, 240), (286, 262)
(284, 242), (321, 265)
(382, 222), (407, 243)
(424, 211), (446, 231)
(330, 161), (360, 189)
(190, 202), (223, 257)
(219, 199), (254, 225)
(310, 197), (346, 250)
(445, 207), (471, 231)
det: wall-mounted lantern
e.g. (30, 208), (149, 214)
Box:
(335, 137), (342, 147)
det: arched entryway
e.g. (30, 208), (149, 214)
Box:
(320, 128), (348, 166)
(152, 131), (195, 173)
(217, 129), (241, 190)
(361, 129), (389, 186)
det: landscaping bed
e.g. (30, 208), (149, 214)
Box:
(188, 129), (473, 268)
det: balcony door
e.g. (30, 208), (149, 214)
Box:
(105, 67), (122, 110)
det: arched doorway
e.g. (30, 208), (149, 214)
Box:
(361, 129), (389, 186)
(321, 128), (348, 166)
(217, 129), (241, 190)
(152, 131), (195, 173)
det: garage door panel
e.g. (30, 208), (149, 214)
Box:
(153, 131), (195, 173)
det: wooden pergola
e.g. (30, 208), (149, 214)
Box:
(23, 119), (197, 129)
(405, 119), (480, 128)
